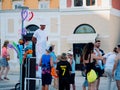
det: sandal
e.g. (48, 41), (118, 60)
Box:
(4, 77), (9, 80)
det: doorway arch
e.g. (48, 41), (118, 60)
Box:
(23, 24), (39, 41)
(23, 24), (39, 57)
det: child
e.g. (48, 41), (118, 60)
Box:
(53, 55), (61, 89)
(56, 53), (72, 90)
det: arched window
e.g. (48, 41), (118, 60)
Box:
(74, 24), (96, 34)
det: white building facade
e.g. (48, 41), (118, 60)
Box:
(0, 0), (120, 71)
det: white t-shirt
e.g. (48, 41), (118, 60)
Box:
(33, 29), (48, 64)
(94, 49), (103, 69)
(103, 52), (116, 69)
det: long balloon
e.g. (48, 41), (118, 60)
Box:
(21, 9), (28, 21)
(8, 43), (23, 64)
(12, 42), (23, 64)
(28, 11), (34, 21)
(8, 44), (19, 55)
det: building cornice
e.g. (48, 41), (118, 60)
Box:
(0, 7), (111, 13)
(60, 7), (110, 12)
(0, 9), (59, 13)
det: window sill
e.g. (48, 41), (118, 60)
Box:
(60, 6), (111, 12)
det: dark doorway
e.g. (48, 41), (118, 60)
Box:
(73, 24), (96, 70)
(73, 43), (86, 70)
(23, 24), (39, 57)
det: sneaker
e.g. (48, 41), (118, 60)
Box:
(4, 77), (9, 80)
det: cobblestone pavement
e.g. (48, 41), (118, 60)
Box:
(0, 71), (118, 90)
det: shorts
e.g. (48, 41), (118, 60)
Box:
(42, 73), (52, 86)
(70, 73), (75, 84)
(83, 79), (88, 87)
(59, 78), (70, 90)
(0, 58), (9, 67)
(96, 66), (104, 77)
(115, 71), (120, 80)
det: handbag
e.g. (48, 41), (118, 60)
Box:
(87, 69), (97, 83)
(51, 67), (58, 78)
(6, 55), (10, 61)
(87, 54), (97, 83)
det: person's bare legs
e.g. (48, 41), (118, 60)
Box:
(0, 67), (5, 79)
(72, 84), (76, 90)
(4, 66), (10, 78)
(88, 83), (91, 90)
(91, 81), (97, 90)
(88, 81), (96, 90)
(116, 80), (120, 90)
(82, 86), (86, 90)
(96, 78), (100, 90)
(42, 86), (45, 90)
(54, 78), (58, 89)
(45, 85), (49, 90)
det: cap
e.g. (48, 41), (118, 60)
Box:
(61, 53), (66, 57)
(67, 50), (73, 55)
(40, 18), (47, 25)
(46, 46), (51, 52)
(61, 53), (67, 60)
(50, 44), (55, 47)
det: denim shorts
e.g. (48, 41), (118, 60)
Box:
(0, 58), (9, 67)
(83, 79), (88, 87)
(115, 71), (120, 80)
